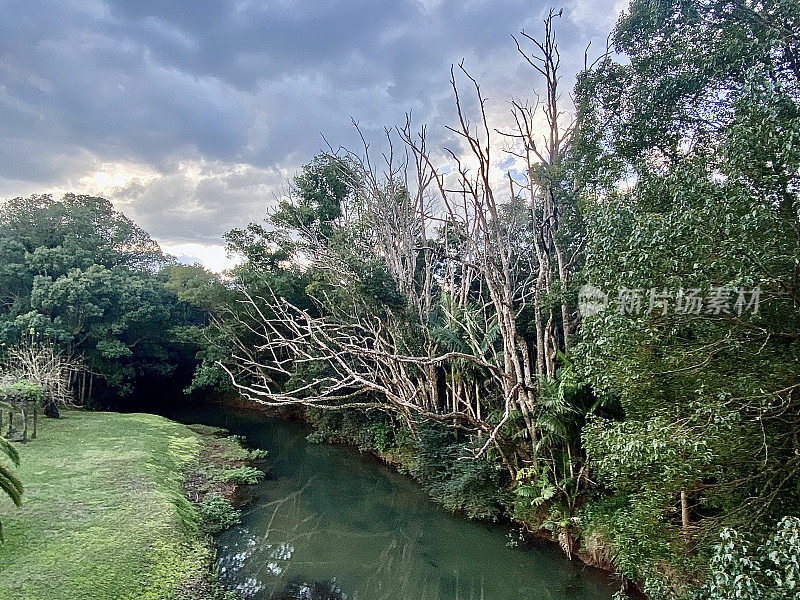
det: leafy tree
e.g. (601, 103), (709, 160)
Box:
(411, 420), (511, 520)
(692, 516), (800, 600)
(271, 153), (357, 240)
(0, 194), (204, 406)
(574, 0), (800, 589)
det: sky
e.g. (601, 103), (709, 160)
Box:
(0, 0), (627, 271)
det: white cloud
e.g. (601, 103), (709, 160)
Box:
(160, 242), (242, 273)
(566, 0), (629, 34)
(0, 0), (621, 255)
(74, 156), (292, 244)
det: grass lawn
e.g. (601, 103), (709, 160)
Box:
(0, 410), (213, 600)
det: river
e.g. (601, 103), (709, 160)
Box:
(165, 401), (617, 600)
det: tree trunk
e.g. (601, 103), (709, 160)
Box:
(32, 404), (38, 439)
(681, 490), (691, 542)
(21, 403), (28, 442)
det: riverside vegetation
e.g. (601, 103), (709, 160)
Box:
(0, 0), (798, 598)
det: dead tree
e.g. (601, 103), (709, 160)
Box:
(397, 68), (540, 461)
(505, 8), (579, 375)
(221, 12), (580, 471)
(3, 338), (81, 418)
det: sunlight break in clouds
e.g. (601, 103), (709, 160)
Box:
(160, 242), (242, 273)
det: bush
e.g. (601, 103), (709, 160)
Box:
(365, 420), (394, 452)
(247, 448), (268, 460)
(411, 420), (511, 520)
(306, 431), (326, 444)
(305, 406), (411, 454)
(690, 516), (800, 600)
(221, 466), (264, 485)
(198, 493), (241, 533)
(0, 379), (44, 406)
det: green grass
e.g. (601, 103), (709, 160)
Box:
(0, 410), (212, 600)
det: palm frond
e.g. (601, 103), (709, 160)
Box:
(0, 435), (23, 541)
(0, 437), (20, 467)
(0, 465), (23, 506)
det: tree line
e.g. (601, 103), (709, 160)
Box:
(0, 193), (209, 409)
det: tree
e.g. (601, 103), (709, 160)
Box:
(219, 14), (593, 477)
(693, 517), (800, 600)
(574, 0), (800, 589)
(0, 194), (204, 406)
(0, 380), (44, 441)
(2, 338), (78, 419)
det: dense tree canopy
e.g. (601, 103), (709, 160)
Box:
(0, 194), (204, 406)
(574, 0), (800, 590)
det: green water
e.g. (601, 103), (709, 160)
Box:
(170, 403), (616, 600)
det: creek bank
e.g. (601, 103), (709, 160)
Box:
(208, 396), (631, 594)
(180, 425), (266, 599)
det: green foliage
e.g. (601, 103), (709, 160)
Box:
(364, 420), (395, 453)
(246, 447), (268, 461)
(513, 466), (556, 508)
(271, 154), (357, 240)
(198, 493), (241, 534)
(411, 420), (511, 520)
(573, 0), (800, 589)
(692, 517), (800, 600)
(641, 517), (800, 600)
(0, 380), (44, 406)
(305, 406), (412, 455)
(221, 466), (264, 485)
(512, 466), (558, 529)
(0, 434), (22, 541)
(0, 194), (208, 406)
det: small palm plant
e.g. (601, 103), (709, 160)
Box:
(0, 401), (23, 540)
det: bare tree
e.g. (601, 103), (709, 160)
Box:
(508, 9), (580, 368)
(2, 338), (81, 419)
(221, 12), (579, 472)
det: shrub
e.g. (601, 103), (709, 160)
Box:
(247, 448), (268, 461)
(690, 516), (800, 600)
(221, 466), (264, 485)
(0, 379), (44, 406)
(305, 406), (411, 454)
(411, 420), (511, 520)
(306, 431), (326, 444)
(198, 493), (241, 533)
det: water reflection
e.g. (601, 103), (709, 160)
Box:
(166, 404), (615, 600)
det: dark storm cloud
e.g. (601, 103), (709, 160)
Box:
(0, 0), (623, 247)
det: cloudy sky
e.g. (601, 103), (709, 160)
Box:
(0, 0), (626, 271)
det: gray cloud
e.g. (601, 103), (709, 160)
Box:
(0, 0), (624, 251)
